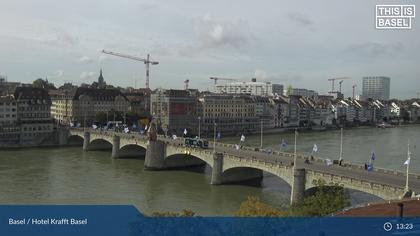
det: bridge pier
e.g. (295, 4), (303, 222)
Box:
(144, 140), (166, 170)
(211, 153), (223, 185)
(291, 168), (306, 205)
(58, 129), (69, 146)
(111, 135), (120, 159)
(82, 131), (90, 152)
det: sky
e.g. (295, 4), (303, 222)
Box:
(0, 0), (419, 98)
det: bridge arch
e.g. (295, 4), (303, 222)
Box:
(165, 145), (215, 169)
(119, 144), (147, 158)
(164, 153), (209, 169)
(89, 138), (113, 150)
(222, 156), (294, 187)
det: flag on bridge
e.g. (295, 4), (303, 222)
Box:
(367, 163), (374, 172)
(281, 139), (288, 148)
(184, 129), (188, 136)
(371, 151), (376, 161)
(235, 144), (240, 150)
(240, 134), (246, 142)
(325, 159), (333, 166)
(404, 148), (411, 165)
(124, 127), (130, 133)
(144, 125), (148, 131)
(172, 134), (178, 140)
(312, 144), (318, 153)
(92, 124), (98, 129)
(217, 132), (221, 140)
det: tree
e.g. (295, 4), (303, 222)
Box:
(33, 78), (56, 90)
(235, 196), (288, 217)
(151, 209), (195, 217)
(290, 179), (350, 216)
(95, 112), (108, 124)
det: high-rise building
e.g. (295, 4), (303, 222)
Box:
(362, 76), (391, 100)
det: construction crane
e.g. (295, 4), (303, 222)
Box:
(328, 77), (350, 94)
(338, 80), (344, 93)
(184, 79), (189, 90)
(352, 84), (357, 99)
(209, 77), (238, 85)
(102, 49), (159, 89)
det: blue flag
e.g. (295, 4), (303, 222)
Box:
(367, 164), (374, 172)
(281, 139), (288, 148)
(371, 151), (376, 161)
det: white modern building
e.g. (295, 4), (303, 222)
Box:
(215, 79), (283, 97)
(362, 76), (391, 100)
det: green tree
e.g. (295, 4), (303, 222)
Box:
(290, 179), (350, 216)
(235, 196), (288, 217)
(33, 78), (56, 90)
(95, 112), (108, 124)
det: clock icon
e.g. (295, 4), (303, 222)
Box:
(383, 222), (393, 232)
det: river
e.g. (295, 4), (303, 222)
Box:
(0, 126), (418, 216)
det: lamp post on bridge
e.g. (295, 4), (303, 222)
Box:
(198, 116), (201, 139)
(339, 127), (343, 162)
(293, 128), (297, 170)
(260, 119), (263, 149)
(213, 122), (217, 154)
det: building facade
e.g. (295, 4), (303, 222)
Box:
(362, 76), (391, 100)
(14, 87), (54, 145)
(215, 79), (283, 97)
(51, 87), (129, 126)
(0, 95), (19, 144)
(150, 89), (198, 135)
(198, 94), (259, 136)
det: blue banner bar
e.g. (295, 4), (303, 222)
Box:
(0, 205), (419, 236)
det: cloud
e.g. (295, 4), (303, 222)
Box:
(342, 42), (404, 58)
(287, 12), (315, 31)
(99, 54), (108, 62)
(48, 69), (64, 79)
(78, 56), (93, 64)
(80, 71), (96, 80)
(42, 27), (79, 48)
(55, 70), (64, 78)
(193, 14), (253, 49)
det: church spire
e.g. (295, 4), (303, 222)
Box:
(98, 68), (106, 89)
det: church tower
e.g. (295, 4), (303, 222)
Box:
(98, 68), (106, 89)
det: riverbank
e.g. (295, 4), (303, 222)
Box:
(215, 122), (420, 138)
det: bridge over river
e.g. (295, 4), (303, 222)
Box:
(64, 128), (420, 204)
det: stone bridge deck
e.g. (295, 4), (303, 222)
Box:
(67, 128), (420, 204)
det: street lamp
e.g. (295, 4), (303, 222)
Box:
(213, 122), (217, 154)
(293, 128), (297, 170)
(339, 127), (343, 162)
(198, 116), (201, 139)
(260, 119), (263, 149)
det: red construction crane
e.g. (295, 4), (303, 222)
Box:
(102, 49), (159, 89)
(209, 77), (238, 85)
(328, 77), (350, 94)
(184, 79), (189, 90)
